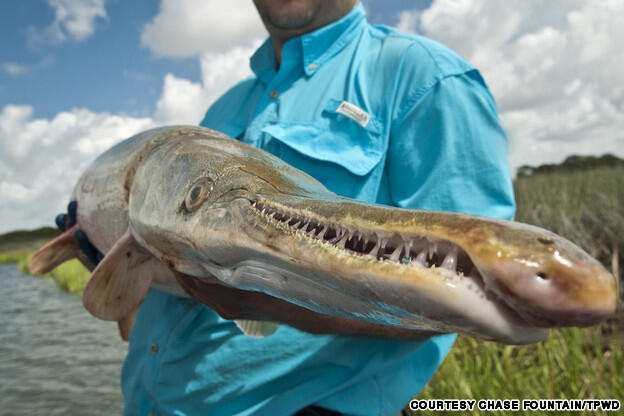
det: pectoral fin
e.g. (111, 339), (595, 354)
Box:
(29, 225), (80, 275)
(82, 229), (154, 321)
(234, 320), (279, 338)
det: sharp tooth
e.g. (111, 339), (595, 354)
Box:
(361, 233), (369, 248)
(352, 231), (362, 250)
(379, 238), (388, 256)
(428, 242), (437, 260)
(269, 212), (276, 219)
(358, 233), (367, 252)
(389, 245), (402, 262)
(414, 250), (427, 267)
(360, 233), (369, 251)
(282, 216), (290, 223)
(328, 228), (344, 244)
(441, 247), (458, 272)
(292, 221), (301, 228)
(317, 225), (327, 239)
(337, 232), (349, 248)
(368, 238), (381, 258)
(252, 201), (257, 207)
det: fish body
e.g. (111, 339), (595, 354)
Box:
(30, 126), (618, 344)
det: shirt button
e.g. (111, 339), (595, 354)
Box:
(150, 343), (158, 354)
(308, 63), (317, 71)
(269, 89), (279, 99)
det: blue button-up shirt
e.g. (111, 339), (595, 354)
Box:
(122, 4), (515, 416)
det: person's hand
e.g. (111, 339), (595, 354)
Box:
(55, 201), (103, 271)
(176, 273), (438, 340)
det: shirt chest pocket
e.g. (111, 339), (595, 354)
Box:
(261, 100), (387, 200)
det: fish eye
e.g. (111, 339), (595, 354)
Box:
(185, 177), (213, 212)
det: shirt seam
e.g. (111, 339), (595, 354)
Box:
(394, 69), (476, 127)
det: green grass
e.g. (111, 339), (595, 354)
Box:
(0, 250), (33, 267)
(416, 328), (622, 415)
(412, 165), (624, 415)
(0, 249), (90, 295)
(46, 258), (91, 294)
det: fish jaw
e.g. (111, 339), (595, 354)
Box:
(219, 198), (553, 344)
(471, 245), (618, 327)
(129, 188), (548, 343)
(224, 196), (615, 341)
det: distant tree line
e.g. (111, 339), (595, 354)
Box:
(517, 154), (624, 177)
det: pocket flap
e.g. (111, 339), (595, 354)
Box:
(262, 122), (384, 176)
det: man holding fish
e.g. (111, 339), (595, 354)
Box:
(67, 1), (517, 414)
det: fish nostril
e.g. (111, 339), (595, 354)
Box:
(536, 272), (549, 280)
(537, 237), (554, 245)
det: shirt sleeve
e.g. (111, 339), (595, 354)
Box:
(387, 69), (516, 221)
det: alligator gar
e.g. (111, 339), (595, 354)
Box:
(29, 126), (617, 344)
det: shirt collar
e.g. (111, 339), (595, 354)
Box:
(250, 2), (366, 81)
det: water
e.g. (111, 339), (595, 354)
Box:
(0, 265), (127, 415)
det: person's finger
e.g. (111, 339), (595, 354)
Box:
(73, 229), (103, 266)
(67, 201), (77, 227)
(55, 213), (68, 231)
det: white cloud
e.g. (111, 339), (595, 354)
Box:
(2, 57), (55, 77)
(28, 0), (107, 45)
(154, 45), (257, 124)
(141, 0), (266, 57)
(2, 62), (29, 76)
(0, 43), (255, 233)
(398, 0), (624, 172)
(0, 105), (153, 234)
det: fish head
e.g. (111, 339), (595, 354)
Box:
(127, 127), (329, 268)
(457, 218), (618, 327)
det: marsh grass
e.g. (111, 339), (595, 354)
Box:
(413, 165), (624, 415)
(416, 328), (623, 415)
(0, 250), (90, 295)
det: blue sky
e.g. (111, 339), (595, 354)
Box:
(0, 0), (431, 120)
(0, 0), (622, 233)
(1, 0), (201, 119)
